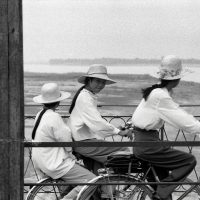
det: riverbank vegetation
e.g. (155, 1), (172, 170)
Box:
(24, 72), (200, 109)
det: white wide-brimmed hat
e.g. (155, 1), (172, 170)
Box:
(33, 83), (71, 104)
(78, 64), (116, 85)
(157, 55), (184, 80)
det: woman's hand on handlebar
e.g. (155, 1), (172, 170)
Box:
(118, 121), (134, 140)
(118, 129), (133, 140)
(118, 121), (133, 130)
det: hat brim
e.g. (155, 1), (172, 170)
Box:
(33, 91), (71, 104)
(78, 74), (116, 85)
(156, 73), (183, 80)
(155, 68), (193, 80)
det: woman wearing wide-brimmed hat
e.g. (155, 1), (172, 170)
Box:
(31, 83), (96, 200)
(129, 55), (199, 200)
(67, 64), (131, 168)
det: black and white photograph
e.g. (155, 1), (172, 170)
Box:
(1, 0), (200, 200)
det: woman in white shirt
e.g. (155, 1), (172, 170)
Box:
(32, 83), (96, 200)
(131, 55), (198, 200)
(68, 64), (130, 166)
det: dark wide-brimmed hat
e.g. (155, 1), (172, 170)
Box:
(78, 64), (116, 85)
(33, 83), (71, 104)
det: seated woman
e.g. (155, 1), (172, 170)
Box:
(67, 64), (131, 167)
(129, 55), (199, 200)
(32, 82), (96, 200)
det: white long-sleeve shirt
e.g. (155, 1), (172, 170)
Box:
(132, 87), (200, 133)
(67, 89), (120, 141)
(32, 109), (76, 179)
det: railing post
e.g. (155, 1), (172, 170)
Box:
(0, 0), (24, 199)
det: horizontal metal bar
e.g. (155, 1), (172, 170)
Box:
(24, 115), (200, 119)
(24, 141), (200, 148)
(25, 104), (200, 107)
(24, 181), (200, 186)
(24, 115), (133, 118)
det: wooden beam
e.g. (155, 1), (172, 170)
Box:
(0, 0), (24, 199)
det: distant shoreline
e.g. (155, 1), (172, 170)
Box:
(24, 58), (200, 66)
(48, 58), (200, 66)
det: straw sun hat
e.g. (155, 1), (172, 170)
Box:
(78, 64), (116, 85)
(157, 55), (187, 80)
(33, 83), (71, 104)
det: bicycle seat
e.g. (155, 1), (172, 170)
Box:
(105, 153), (148, 174)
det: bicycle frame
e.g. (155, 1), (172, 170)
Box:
(176, 178), (200, 200)
(141, 163), (200, 200)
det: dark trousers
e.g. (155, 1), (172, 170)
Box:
(133, 129), (196, 200)
(74, 138), (130, 174)
(74, 138), (129, 163)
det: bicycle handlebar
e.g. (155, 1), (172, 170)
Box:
(120, 121), (134, 130)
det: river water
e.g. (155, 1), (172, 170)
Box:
(24, 63), (200, 83)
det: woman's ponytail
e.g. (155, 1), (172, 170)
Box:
(142, 79), (170, 101)
(69, 85), (85, 114)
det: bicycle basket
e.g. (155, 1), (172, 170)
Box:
(104, 154), (144, 174)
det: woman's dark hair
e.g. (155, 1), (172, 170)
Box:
(32, 101), (60, 139)
(69, 85), (85, 114)
(44, 101), (60, 109)
(69, 77), (91, 114)
(142, 79), (179, 101)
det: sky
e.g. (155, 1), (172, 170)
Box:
(23, 0), (200, 63)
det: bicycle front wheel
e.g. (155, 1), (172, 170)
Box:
(173, 178), (200, 200)
(76, 174), (153, 200)
(26, 178), (71, 200)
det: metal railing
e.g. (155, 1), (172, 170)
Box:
(23, 104), (200, 198)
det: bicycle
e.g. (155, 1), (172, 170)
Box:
(76, 152), (200, 200)
(75, 122), (200, 200)
(25, 152), (200, 200)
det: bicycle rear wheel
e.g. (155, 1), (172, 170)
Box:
(25, 178), (71, 200)
(76, 174), (153, 200)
